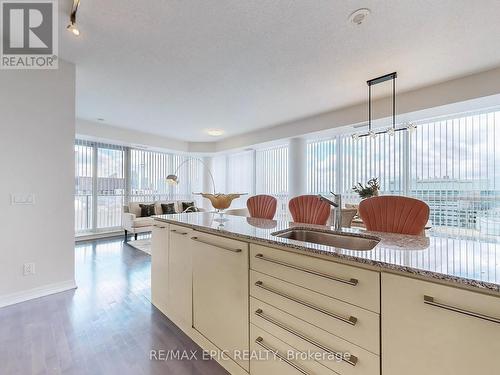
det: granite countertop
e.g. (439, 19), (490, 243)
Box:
(154, 212), (500, 295)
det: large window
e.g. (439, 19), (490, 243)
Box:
(75, 140), (125, 234)
(409, 111), (500, 235)
(307, 108), (500, 236)
(75, 142), (202, 234)
(75, 141), (94, 232)
(211, 145), (289, 217)
(129, 149), (202, 203)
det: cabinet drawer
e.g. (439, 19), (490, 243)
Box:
(191, 231), (250, 371)
(382, 273), (500, 375)
(192, 230), (248, 252)
(250, 244), (380, 313)
(250, 324), (337, 375)
(151, 223), (169, 315)
(169, 223), (193, 236)
(167, 224), (194, 331)
(251, 271), (380, 354)
(251, 298), (380, 375)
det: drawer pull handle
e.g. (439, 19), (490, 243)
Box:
(255, 253), (358, 286)
(154, 224), (166, 229)
(255, 337), (310, 375)
(191, 237), (242, 253)
(255, 309), (358, 366)
(424, 295), (500, 324)
(170, 229), (188, 235)
(254, 281), (357, 326)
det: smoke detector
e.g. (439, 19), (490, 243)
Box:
(349, 8), (371, 25)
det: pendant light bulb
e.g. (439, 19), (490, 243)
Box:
(351, 133), (360, 141)
(368, 130), (377, 139)
(67, 22), (80, 36)
(406, 122), (417, 133)
(387, 127), (395, 136)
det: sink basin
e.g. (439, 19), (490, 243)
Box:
(273, 228), (380, 251)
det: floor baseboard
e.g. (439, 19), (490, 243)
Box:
(0, 280), (77, 309)
(75, 231), (123, 242)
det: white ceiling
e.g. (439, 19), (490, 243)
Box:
(59, 0), (500, 142)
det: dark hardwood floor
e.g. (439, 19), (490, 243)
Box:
(0, 236), (229, 375)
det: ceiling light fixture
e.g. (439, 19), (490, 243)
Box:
(67, 0), (81, 37)
(351, 72), (417, 140)
(349, 8), (371, 26)
(207, 129), (224, 137)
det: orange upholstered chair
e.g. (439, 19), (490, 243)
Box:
(289, 195), (331, 225)
(358, 196), (430, 235)
(247, 195), (277, 220)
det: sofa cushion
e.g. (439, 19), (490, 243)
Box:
(133, 217), (154, 228)
(139, 204), (156, 217)
(161, 203), (176, 214)
(182, 201), (199, 213)
(155, 201), (178, 215)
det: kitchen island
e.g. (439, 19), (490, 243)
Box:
(151, 212), (500, 375)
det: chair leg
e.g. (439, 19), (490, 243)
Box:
(124, 230), (128, 242)
(134, 233), (138, 240)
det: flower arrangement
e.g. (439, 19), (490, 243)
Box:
(353, 178), (380, 199)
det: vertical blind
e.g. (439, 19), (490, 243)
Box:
(212, 154), (228, 194)
(226, 151), (255, 207)
(256, 145), (289, 219)
(75, 140), (94, 233)
(75, 140), (125, 233)
(409, 110), (500, 235)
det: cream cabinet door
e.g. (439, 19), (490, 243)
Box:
(167, 224), (194, 331)
(191, 232), (250, 371)
(151, 222), (169, 315)
(382, 273), (500, 375)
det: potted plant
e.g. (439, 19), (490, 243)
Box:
(353, 177), (380, 199)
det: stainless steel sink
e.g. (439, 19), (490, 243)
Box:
(273, 228), (380, 251)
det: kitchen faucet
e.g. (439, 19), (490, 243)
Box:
(318, 192), (342, 230)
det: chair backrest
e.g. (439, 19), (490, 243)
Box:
(289, 195), (331, 225)
(246, 195), (277, 220)
(358, 196), (430, 235)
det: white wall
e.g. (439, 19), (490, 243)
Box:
(0, 61), (76, 307)
(76, 118), (192, 153)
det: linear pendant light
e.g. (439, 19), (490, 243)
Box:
(352, 72), (416, 140)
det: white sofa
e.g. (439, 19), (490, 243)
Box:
(122, 200), (205, 241)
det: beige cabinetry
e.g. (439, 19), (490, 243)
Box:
(167, 224), (194, 331)
(250, 244), (380, 375)
(152, 222), (500, 375)
(382, 273), (500, 375)
(191, 232), (250, 371)
(151, 222), (169, 315)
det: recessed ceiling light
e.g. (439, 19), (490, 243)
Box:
(207, 129), (225, 137)
(348, 8), (371, 26)
(97, 118), (105, 122)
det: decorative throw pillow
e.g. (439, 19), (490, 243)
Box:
(161, 203), (176, 215)
(139, 204), (156, 217)
(182, 201), (199, 213)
